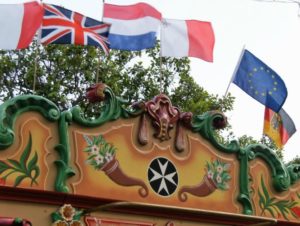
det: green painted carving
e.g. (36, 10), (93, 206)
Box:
(287, 164), (300, 185)
(0, 95), (60, 150)
(258, 175), (297, 220)
(0, 133), (40, 187)
(71, 84), (144, 127)
(246, 144), (290, 192)
(55, 111), (75, 193)
(191, 111), (240, 154)
(238, 148), (254, 215)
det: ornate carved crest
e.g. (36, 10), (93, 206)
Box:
(146, 94), (180, 141)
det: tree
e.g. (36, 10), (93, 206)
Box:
(0, 40), (234, 116)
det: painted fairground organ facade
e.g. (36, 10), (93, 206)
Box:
(1, 83), (300, 226)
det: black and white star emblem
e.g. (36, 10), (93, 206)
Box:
(148, 157), (178, 196)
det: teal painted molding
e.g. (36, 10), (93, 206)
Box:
(238, 148), (254, 215)
(71, 85), (144, 127)
(54, 111), (75, 193)
(287, 164), (300, 185)
(191, 111), (240, 154)
(246, 144), (290, 192)
(0, 95), (60, 150)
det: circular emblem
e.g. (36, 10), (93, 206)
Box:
(148, 157), (178, 196)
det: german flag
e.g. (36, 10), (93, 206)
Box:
(263, 107), (296, 149)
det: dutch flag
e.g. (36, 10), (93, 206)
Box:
(103, 3), (162, 51)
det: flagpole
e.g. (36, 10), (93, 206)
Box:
(224, 45), (246, 97)
(159, 20), (164, 94)
(102, 0), (105, 21)
(95, 50), (100, 83)
(32, 0), (43, 93)
(95, 0), (105, 84)
(33, 46), (39, 93)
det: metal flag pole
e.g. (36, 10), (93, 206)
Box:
(33, 46), (39, 93)
(224, 45), (246, 97)
(32, 0), (44, 93)
(95, 49), (101, 84)
(102, 0), (105, 21)
(95, 0), (106, 84)
(159, 20), (164, 94)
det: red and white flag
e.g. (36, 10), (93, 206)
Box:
(0, 1), (43, 50)
(161, 19), (215, 62)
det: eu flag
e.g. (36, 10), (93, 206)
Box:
(233, 49), (287, 112)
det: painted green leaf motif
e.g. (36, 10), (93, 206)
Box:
(27, 152), (38, 172)
(261, 176), (270, 203)
(14, 175), (27, 187)
(258, 175), (298, 220)
(7, 159), (22, 171)
(265, 207), (275, 218)
(0, 133), (40, 187)
(0, 161), (9, 173)
(20, 134), (33, 170)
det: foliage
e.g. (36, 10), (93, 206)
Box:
(205, 158), (231, 190)
(83, 134), (116, 169)
(0, 39), (234, 116)
(290, 156), (300, 165)
(258, 175), (297, 220)
(0, 133), (39, 186)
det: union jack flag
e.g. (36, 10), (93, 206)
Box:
(41, 4), (110, 54)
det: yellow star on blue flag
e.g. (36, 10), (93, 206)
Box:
(233, 49), (287, 112)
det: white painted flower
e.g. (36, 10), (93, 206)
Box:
(94, 154), (104, 165)
(216, 174), (222, 184)
(217, 165), (223, 173)
(105, 152), (114, 162)
(90, 145), (99, 155)
(207, 171), (214, 179)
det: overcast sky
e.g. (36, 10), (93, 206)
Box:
(2, 0), (300, 162)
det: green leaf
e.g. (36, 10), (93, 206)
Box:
(265, 207), (275, 218)
(0, 161), (10, 173)
(280, 208), (289, 220)
(259, 199), (264, 210)
(14, 175), (27, 187)
(261, 176), (270, 203)
(51, 212), (62, 222)
(83, 135), (93, 145)
(290, 209), (299, 219)
(258, 189), (266, 208)
(20, 133), (32, 171)
(30, 166), (40, 186)
(7, 159), (23, 171)
(27, 152), (38, 172)
(73, 211), (83, 221)
(268, 197), (276, 206)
